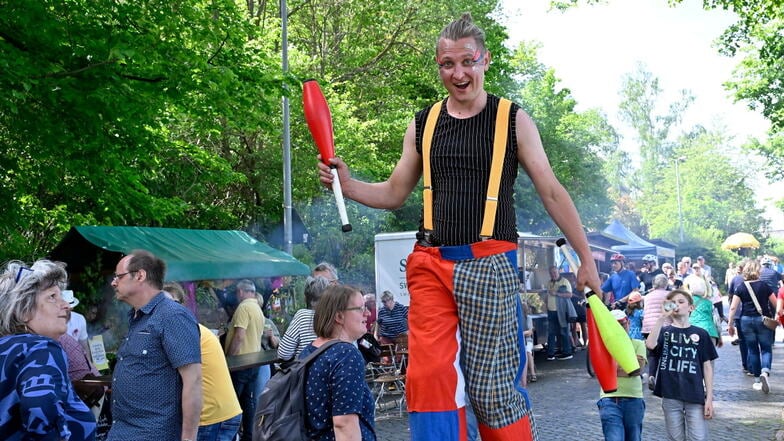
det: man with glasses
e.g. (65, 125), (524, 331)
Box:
(108, 250), (202, 441)
(223, 279), (264, 441)
(316, 13), (600, 441)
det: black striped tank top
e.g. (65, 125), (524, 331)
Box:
(414, 94), (520, 246)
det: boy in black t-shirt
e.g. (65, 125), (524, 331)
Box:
(646, 289), (718, 441)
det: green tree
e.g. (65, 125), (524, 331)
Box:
(507, 42), (614, 233)
(641, 126), (764, 243)
(618, 64), (694, 203)
(679, 0), (784, 132)
(0, 0), (285, 261)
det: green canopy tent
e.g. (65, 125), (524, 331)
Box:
(48, 226), (310, 281)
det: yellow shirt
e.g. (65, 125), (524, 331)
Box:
(198, 324), (242, 425)
(225, 298), (264, 355)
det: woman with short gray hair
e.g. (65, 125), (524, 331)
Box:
(277, 276), (331, 361)
(0, 259), (96, 439)
(376, 290), (408, 346)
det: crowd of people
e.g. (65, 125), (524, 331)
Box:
(538, 252), (779, 441)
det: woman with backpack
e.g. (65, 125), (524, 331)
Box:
(301, 285), (376, 440)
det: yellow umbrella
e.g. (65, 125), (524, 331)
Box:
(721, 232), (760, 250)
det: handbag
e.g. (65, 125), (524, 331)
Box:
(744, 281), (779, 331)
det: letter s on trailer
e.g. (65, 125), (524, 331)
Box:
(374, 231), (417, 307)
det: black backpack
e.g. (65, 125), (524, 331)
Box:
(253, 339), (342, 441)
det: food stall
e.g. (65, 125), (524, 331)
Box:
(517, 233), (619, 347)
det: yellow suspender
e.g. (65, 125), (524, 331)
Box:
(422, 98), (513, 239)
(422, 101), (442, 232)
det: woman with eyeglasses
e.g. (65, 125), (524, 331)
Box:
(0, 260), (96, 440)
(301, 284), (375, 440)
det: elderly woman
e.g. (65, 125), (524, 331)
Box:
(375, 291), (409, 346)
(0, 260), (96, 440)
(277, 275), (331, 361)
(728, 259), (777, 394)
(302, 285), (375, 440)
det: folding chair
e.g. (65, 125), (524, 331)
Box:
(370, 344), (406, 417)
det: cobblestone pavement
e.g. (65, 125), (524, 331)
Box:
(376, 327), (784, 440)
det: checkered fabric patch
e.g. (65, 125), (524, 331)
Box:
(453, 251), (538, 439)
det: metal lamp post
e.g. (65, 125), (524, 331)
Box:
(281, 0), (293, 255)
(674, 156), (686, 243)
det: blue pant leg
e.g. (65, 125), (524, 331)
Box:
(560, 324), (573, 355)
(622, 398), (645, 441)
(255, 365), (271, 398)
(741, 316), (762, 376)
(217, 414), (242, 441)
(756, 320), (774, 373)
(196, 422), (219, 441)
(597, 398), (624, 441)
(546, 311), (559, 356)
(197, 414), (241, 441)
(231, 367), (259, 441)
(735, 318), (748, 370)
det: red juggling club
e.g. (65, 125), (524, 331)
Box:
(586, 305), (618, 393)
(555, 239), (640, 377)
(303, 79), (352, 232)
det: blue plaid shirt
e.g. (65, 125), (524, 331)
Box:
(108, 293), (200, 441)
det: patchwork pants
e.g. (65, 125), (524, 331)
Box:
(405, 240), (538, 441)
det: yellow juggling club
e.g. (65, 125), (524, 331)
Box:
(555, 238), (641, 376)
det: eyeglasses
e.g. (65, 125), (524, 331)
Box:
(15, 266), (34, 283)
(113, 271), (137, 281)
(344, 306), (369, 313)
(437, 50), (485, 71)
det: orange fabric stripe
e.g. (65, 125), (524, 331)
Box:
(478, 416), (534, 441)
(405, 244), (460, 412)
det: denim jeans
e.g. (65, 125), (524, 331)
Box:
(597, 397), (645, 441)
(197, 414), (242, 441)
(254, 365), (271, 399)
(740, 315), (774, 377)
(547, 310), (572, 356)
(661, 398), (708, 441)
(735, 318), (748, 371)
(230, 367), (259, 441)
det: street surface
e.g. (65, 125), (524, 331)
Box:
(376, 328), (784, 440)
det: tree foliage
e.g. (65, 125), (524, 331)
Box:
(618, 64), (694, 201)
(0, 0), (286, 260)
(682, 0), (784, 131)
(617, 68), (765, 253)
(1, 0), (619, 291)
(507, 42), (614, 233)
